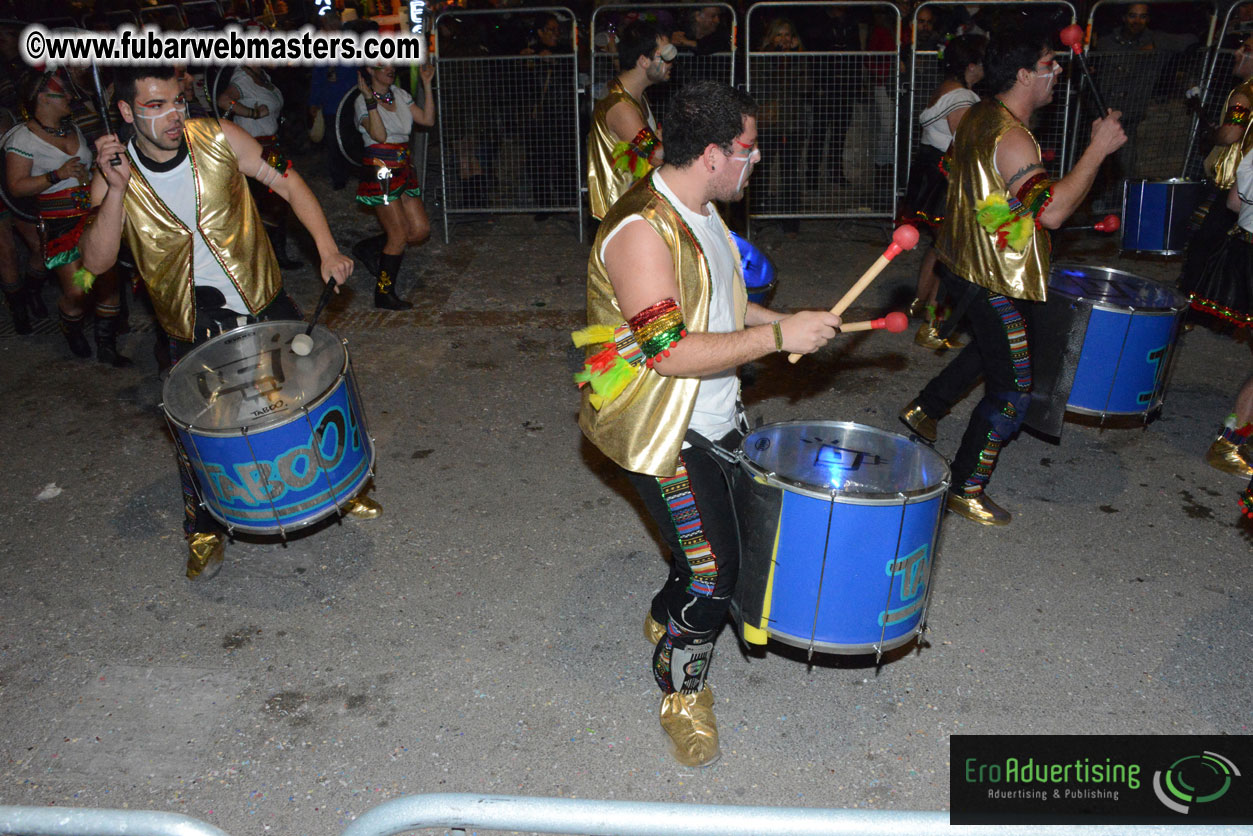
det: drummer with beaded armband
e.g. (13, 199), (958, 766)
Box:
(897, 25), (1125, 527)
(77, 64), (381, 583)
(586, 20), (675, 221)
(573, 81), (840, 768)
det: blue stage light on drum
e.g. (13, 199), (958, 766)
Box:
(729, 231), (777, 305)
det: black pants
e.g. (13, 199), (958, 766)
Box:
(916, 265), (1034, 493)
(172, 289), (303, 536)
(625, 428), (742, 695)
(1179, 185), (1235, 297)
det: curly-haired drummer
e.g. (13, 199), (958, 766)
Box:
(78, 65), (379, 582)
(575, 82), (839, 767)
(586, 21), (675, 221)
(898, 26), (1125, 526)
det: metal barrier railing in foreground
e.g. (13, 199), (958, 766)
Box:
(6, 796), (1253, 836)
(1185, 0), (1253, 180)
(434, 7), (583, 243)
(746, 1), (902, 223)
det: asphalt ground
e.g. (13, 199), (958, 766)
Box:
(1, 156), (1250, 835)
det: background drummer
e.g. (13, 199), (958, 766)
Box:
(898, 23), (1126, 527)
(78, 64), (375, 582)
(574, 81), (839, 768)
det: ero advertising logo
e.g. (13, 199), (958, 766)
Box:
(951, 735), (1252, 825)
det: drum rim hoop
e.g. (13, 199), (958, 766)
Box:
(1049, 262), (1188, 313)
(162, 320), (350, 434)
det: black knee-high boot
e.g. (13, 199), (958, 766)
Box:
(24, 270), (48, 319)
(3, 283), (31, 334)
(59, 309), (92, 358)
(375, 251), (412, 310)
(351, 233), (387, 279)
(94, 302), (133, 368)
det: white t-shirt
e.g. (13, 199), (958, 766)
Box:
(230, 68), (283, 137)
(354, 85), (415, 144)
(1237, 150), (1253, 233)
(130, 140), (250, 314)
(600, 169), (741, 443)
(4, 124), (92, 193)
(918, 87), (980, 152)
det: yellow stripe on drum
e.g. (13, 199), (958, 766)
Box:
(742, 508), (782, 646)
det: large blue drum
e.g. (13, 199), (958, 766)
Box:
(730, 230), (777, 305)
(1049, 265), (1187, 418)
(1120, 178), (1205, 255)
(162, 321), (375, 536)
(732, 422), (949, 657)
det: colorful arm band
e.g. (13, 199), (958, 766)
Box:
(631, 127), (659, 160)
(1224, 103), (1250, 126)
(628, 298), (687, 367)
(1014, 172), (1055, 218)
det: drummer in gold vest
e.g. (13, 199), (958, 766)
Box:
(574, 82), (840, 767)
(78, 65), (378, 581)
(899, 25), (1126, 526)
(586, 21), (674, 221)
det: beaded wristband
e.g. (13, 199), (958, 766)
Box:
(1225, 103), (1250, 126)
(771, 320), (783, 351)
(628, 298), (687, 367)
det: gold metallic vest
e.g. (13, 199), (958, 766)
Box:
(580, 172), (747, 477)
(936, 99), (1050, 301)
(587, 79), (654, 221)
(121, 118), (281, 341)
(1203, 79), (1253, 189)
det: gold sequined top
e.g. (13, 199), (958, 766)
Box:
(580, 172), (747, 477)
(936, 99), (1051, 302)
(120, 118), (282, 342)
(587, 79), (655, 221)
(1203, 79), (1253, 189)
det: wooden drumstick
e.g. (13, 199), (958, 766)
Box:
(787, 225), (920, 363)
(839, 311), (909, 333)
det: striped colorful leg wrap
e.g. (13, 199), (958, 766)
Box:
(989, 294), (1032, 390)
(658, 460), (719, 598)
(962, 295), (1031, 496)
(1219, 414), (1253, 445)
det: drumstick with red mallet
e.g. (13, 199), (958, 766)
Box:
(839, 311), (910, 333)
(1060, 24), (1110, 117)
(1059, 213), (1120, 233)
(787, 224), (920, 363)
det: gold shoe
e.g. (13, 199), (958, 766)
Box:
(343, 495), (383, 519)
(186, 532), (225, 581)
(899, 400), (938, 443)
(946, 491), (1011, 526)
(644, 612), (666, 645)
(660, 687), (720, 768)
(1205, 438), (1253, 478)
(914, 320), (948, 350)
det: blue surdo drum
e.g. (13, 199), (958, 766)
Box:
(1048, 265), (1187, 419)
(732, 422), (950, 657)
(162, 321), (375, 536)
(1120, 179), (1205, 255)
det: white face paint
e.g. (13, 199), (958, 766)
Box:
(729, 142), (761, 193)
(133, 100), (187, 129)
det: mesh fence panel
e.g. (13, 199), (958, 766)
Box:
(589, 4), (737, 129)
(434, 8), (581, 240)
(747, 2), (901, 219)
(1184, 2), (1253, 179)
(907, 2), (1076, 187)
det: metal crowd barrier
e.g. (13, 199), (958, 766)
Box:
(6, 797), (1253, 836)
(1079, 0), (1215, 206)
(434, 7), (583, 242)
(907, 1), (1076, 187)
(746, 1), (902, 222)
(589, 3), (737, 132)
(1185, 0), (1253, 180)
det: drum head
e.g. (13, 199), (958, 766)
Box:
(162, 321), (346, 434)
(739, 421), (949, 502)
(1050, 263), (1187, 313)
